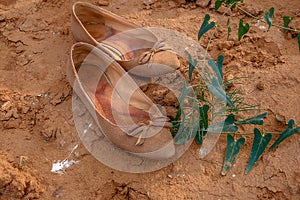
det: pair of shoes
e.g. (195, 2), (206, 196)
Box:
(68, 2), (178, 159)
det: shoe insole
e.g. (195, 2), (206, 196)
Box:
(83, 22), (154, 62)
(101, 32), (153, 62)
(77, 64), (150, 126)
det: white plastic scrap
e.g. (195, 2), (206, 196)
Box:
(51, 160), (78, 174)
(51, 144), (79, 174)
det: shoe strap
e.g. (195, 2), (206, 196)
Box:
(138, 39), (172, 64)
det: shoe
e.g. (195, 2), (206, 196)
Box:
(67, 42), (175, 159)
(71, 1), (180, 77)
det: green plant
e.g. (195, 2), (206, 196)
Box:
(173, 0), (300, 175)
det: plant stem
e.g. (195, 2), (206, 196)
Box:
(237, 6), (300, 33)
(202, 3), (237, 68)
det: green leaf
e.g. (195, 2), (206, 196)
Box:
(225, 0), (244, 8)
(173, 113), (187, 144)
(172, 105), (182, 136)
(245, 128), (272, 174)
(238, 19), (250, 41)
(195, 131), (205, 145)
(207, 77), (235, 107)
(178, 81), (192, 104)
(198, 14), (216, 41)
(188, 53), (198, 81)
(208, 57), (223, 84)
(173, 83), (199, 144)
(221, 114), (238, 132)
(175, 128), (190, 145)
(217, 55), (224, 79)
(173, 106), (181, 122)
(283, 16), (292, 33)
(199, 105), (209, 130)
(222, 135), (245, 175)
(215, 0), (225, 12)
(172, 82), (191, 137)
(175, 116), (198, 145)
(227, 18), (232, 40)
(197, 87), (207, 102)
(269, 119), (300, 150)
(298, 34), (300, 52)
(235, 112), (268, 125)
(264, 7), (275, 31)
(195, 131), (206, 145)
(195, 105), (210, 145)
(207, 114), (238, 133)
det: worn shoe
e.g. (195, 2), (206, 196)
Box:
(71, 1), (180, 77)
(67, 42), (175, 159)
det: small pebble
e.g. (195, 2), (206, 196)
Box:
(256, 81), (264, 90)
(244, 6), (263, 17)
(174, 0), (185, 4)
(95, 0), (109, 6)
(168, 1), (177, 8)
(196, 0), (211, 8)
(52, 186), (63, 198)
(143, 0), (154, 6)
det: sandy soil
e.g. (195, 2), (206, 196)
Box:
(0, 0), (299, 199)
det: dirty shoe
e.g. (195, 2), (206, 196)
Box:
(71, 2), (180, 77)
(67, 42), (175, 159)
